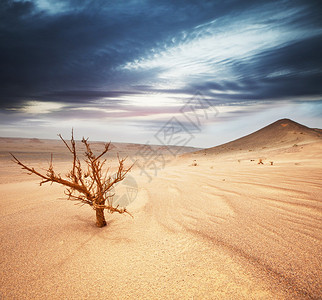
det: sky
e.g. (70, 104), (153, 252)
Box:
(0, 0), (321, 148)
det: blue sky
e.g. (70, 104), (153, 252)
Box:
(0, 0), (321, 147)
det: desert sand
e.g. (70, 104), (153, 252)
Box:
(0, 119), (321, 299)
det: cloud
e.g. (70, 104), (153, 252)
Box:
(1, 0), (318, 105)
(122, 0), (322, 103)
(1, 0), (238, 106)
(0, 0), (321, 145)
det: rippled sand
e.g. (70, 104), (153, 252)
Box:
(0, 121), (321, 299)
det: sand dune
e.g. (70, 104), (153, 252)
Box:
(0, 119), (321, 299)
(185, 118), (322, 158)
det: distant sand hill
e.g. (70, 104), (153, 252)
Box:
(184, 118), (322, 159)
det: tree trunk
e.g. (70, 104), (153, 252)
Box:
(96, 208), (107, 227)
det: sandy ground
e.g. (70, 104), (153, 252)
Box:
(0, 127), (321, 299)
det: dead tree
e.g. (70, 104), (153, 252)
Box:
(11, 131), (133, 227)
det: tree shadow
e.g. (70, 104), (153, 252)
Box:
(54, 216), (134, 268)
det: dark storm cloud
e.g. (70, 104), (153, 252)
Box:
(0, 0), (231, 107)
(183, 4), (322, 105)
(221, 34), (322, 101)
(0, 0), (321, 111)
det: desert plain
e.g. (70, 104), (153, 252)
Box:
(0, 118), (321, 299)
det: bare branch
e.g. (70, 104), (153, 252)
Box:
(58, 131), (73, 154)
(94, 142), (111, 163)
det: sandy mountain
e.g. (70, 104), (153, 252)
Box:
(190, 118), (322, 156)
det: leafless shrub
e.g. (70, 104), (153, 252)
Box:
(11, 131), (133, 227)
